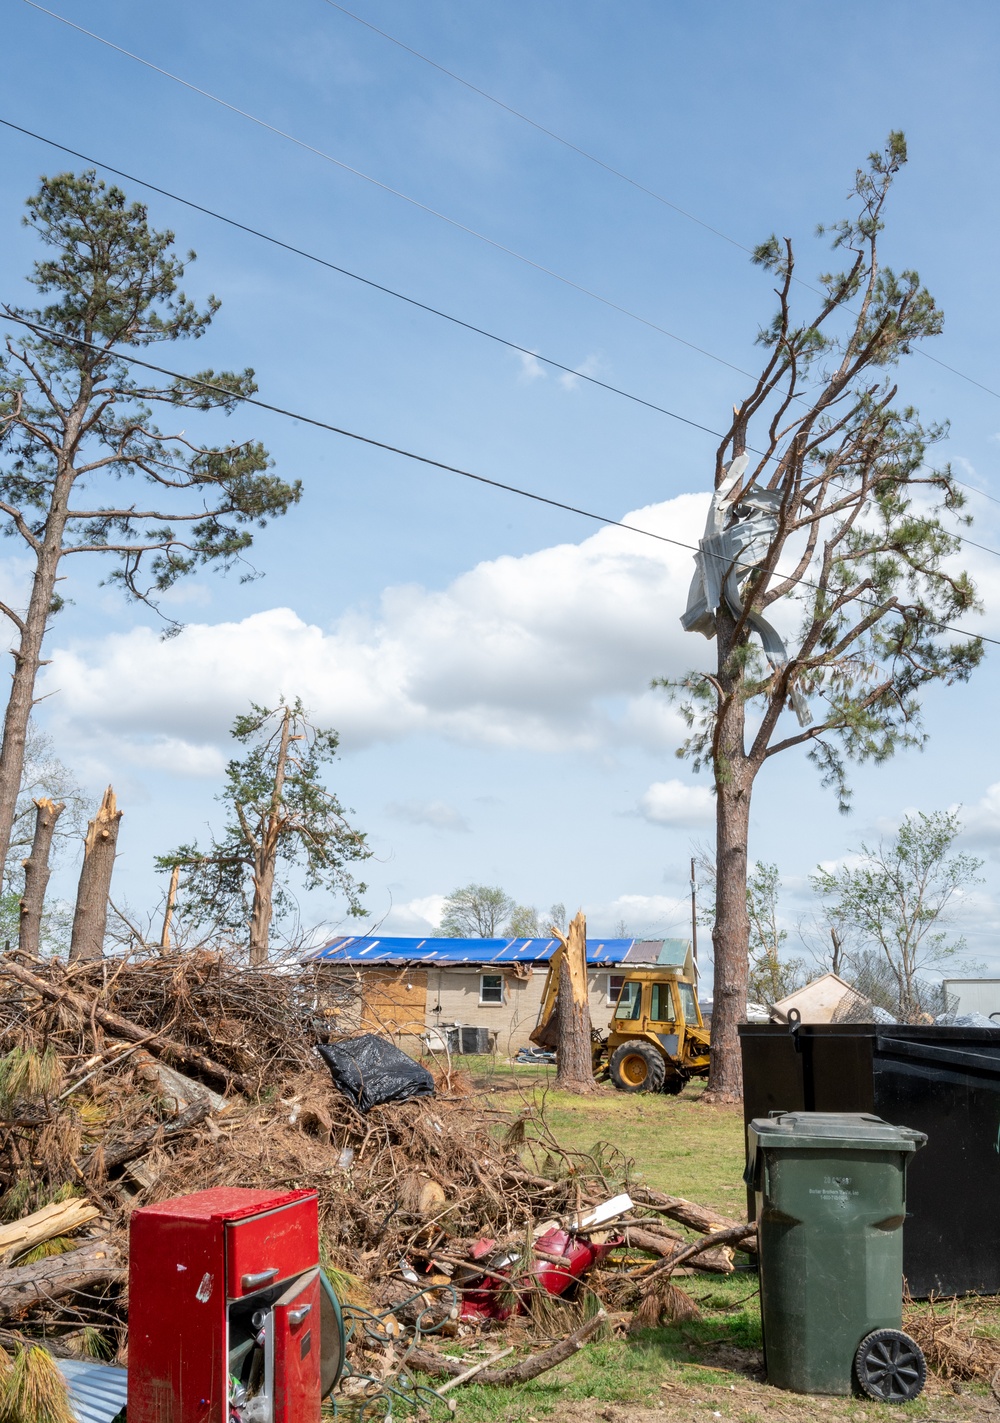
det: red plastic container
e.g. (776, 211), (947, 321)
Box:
(457, 1226), (616, 1321)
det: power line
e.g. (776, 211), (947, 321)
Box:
(5, 113), (999, 575)
(2, 310), (995, 651)
(318, 0), (1000, 406)
(22, 4), (1000, 522)
(0, 118), (725, 445)
(22, 1), (756, 383)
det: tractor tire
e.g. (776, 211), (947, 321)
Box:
(609, 1042), (666, 1094)
(662, 1072), (686, 1096)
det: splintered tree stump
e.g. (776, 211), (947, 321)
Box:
(19, 796), (65, 957)
(69, 786), (122, 962)
(555, 910), (596, 1091)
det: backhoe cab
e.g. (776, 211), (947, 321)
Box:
(529, 944), (710, 1094)
(599, 967), (710, 1093)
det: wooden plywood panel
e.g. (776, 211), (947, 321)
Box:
(360, 968), (428, 1036)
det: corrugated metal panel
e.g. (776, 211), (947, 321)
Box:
(657, 939), (691, 966)
(56, 1358), (128, 1423)
(308, 936), (653, 966)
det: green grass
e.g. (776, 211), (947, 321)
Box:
(459, 1055), (746, 1211)
(425, 1061), (978, 1420)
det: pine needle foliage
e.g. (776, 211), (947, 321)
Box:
(662, 133), (983, 1097)
(0, 1344), (74, 1423)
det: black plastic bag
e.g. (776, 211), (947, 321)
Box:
(317, 1034), (435, 1113)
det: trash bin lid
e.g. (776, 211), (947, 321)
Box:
(748, 1112), (927, 1152)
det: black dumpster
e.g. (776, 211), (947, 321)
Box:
(740, 1022), (1000, 1297)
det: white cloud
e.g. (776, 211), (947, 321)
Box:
(638, 778), (714, 827)
(377, 894), (446, 934)
(386, 799), (470, 832)
(558, 354), (602, 392)
(39, 492), (713, 765)
(955, 783), (1000, 847)
(586, 893), (688, 939)
(516, 350), (546, 382)
(118, 736), (226, 778)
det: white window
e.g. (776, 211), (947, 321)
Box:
(480, 973), (504, 1005)
(607, 973), (626, 1007)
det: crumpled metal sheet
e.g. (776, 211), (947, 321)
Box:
(682, 453), (810, 726)
(56, 1357), (128, 1423)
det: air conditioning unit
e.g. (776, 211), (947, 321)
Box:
(460, 1026), (492, 1055)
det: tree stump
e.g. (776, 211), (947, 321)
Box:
(19, 796), (65, 956)
(69, 786), (122, 962)
(555, 910), (596, 1091)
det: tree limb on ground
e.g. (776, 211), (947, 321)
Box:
(86, 1099), (210, 1175)
(624, 1225), (735, 1274)
(1, 958), (254, 1094)
(0, 1197), (100, 1267)
(405, 1309), (606, 1386)
(642, 1223), (758, 1285)
(631, 1187), (757, 1252)
(0, 1241), (122, 1319)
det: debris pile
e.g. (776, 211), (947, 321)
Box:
(0, 947), (754, 1388)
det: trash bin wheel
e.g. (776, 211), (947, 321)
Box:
(853, 1329), (926, 1403)
(609, 1042), (666, 1093)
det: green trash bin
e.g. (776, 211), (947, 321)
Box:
(746, 1112), (927, 1401)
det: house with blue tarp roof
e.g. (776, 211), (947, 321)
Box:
(306, 935), (693, 1054)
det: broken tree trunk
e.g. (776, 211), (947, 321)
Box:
(0, 1241), (122, 1320)
(159, 862), (180, 948)
(0, 1198), (100, 1267)
(0, 959), (254, 1095)
(19, 797), (65, 957)
(69, 787), (122, 962)
(406, 1310), (606, 1385)
(248, 705), (295, 967)
(554, 910), (595, 1091)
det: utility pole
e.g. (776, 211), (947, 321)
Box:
(690, 856), (698, 966)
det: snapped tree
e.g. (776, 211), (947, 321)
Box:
(812, 809), (982, 1022)
(159, 700), (370, 964)
(0, 170), (299, 875)
(667, 134), (982, 1099)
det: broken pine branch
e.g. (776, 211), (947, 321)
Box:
(0, 959), (253, 1094)
(405, 1309), (606, 1386)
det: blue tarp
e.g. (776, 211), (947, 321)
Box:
(307, 935), (691, 967)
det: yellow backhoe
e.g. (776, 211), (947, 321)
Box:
(530, 943), (710, 1094)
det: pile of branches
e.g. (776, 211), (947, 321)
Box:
(904, 1297), (1000, 1383)
(0, 946), (754, 1381)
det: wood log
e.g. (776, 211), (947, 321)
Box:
(88, 1100), (210, 1174)
(19, 797), (65, 958)
(69, 786), (122, 962)
(630, 1187), (757, 1252)
(0, 1198), (100, 1267)
(642, 1223), (757, 1284)
(625, 1226), (734, 1274)
(406, 1309), (606, 1385)
(0, 1241), (122, 1319)
(132, 1052), (229, 1115)
(0, 959), (254, 1094)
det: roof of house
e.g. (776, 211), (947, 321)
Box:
(307, 936), (691, 967)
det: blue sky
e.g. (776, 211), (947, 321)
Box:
(3, 0), (1000, 972)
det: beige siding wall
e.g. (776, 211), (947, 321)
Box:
(321, 963), (624, 1055)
